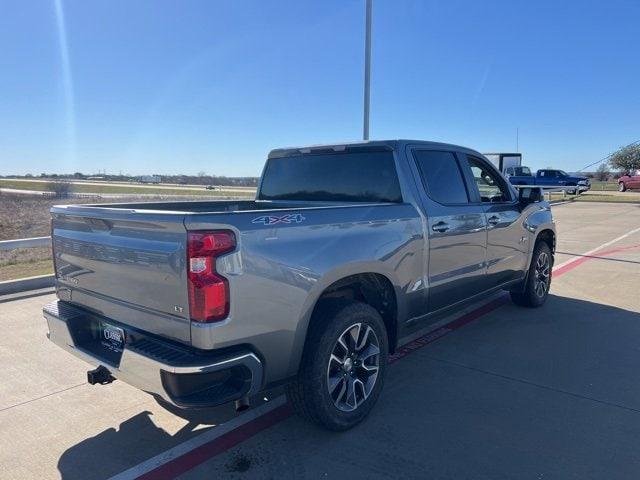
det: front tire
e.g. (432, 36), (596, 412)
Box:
(286, 300), (388, 431)
(511, 241), (553, 308)
(619, 182), (627, 192)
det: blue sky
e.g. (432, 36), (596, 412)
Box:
(1, 0), (639, 176)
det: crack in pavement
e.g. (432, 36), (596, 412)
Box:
(0, 382), (86, 413)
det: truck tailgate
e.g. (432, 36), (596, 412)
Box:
(51, 206), (191, 344)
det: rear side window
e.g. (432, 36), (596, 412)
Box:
(413, 150), (469, 204)
(259, 151), (402, 203)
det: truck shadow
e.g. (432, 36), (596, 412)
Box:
(56, 404), (231, 480)
(56, 392), (277, 480)
(57, 294), (640, 480)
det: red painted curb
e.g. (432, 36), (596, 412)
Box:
(137, 404), (292, 480)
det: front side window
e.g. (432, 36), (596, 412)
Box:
(467, 157), (512, 203)
(413, 150), (469, 204)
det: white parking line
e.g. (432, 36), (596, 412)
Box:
(553, 225), (640, 271)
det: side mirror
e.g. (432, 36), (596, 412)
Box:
(518, 186), (543, 205)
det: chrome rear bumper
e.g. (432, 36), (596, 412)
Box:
(43, 300), (263, 407)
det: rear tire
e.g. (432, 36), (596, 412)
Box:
(511, 241), (553, 308)
(619, 182), (627, 192)
(286, 300), (388, 431)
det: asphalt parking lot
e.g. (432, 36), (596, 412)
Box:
(1, 201), (639, 480)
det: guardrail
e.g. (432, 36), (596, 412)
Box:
(511, 184), (581, 201)
(0, 236), (54, 295)
(0, 236), (51, 251)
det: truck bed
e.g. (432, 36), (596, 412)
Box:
(61, 199), (337, 213)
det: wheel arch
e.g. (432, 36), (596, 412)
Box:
(288, 268), (400, 378)
(535, 228), (556, 255)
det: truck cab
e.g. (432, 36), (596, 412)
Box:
(535, 169), (591, 193)
(508, 168), (591, 194)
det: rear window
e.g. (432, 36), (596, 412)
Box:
(513, 166), (531, 176)
(258, 151), (402, 203)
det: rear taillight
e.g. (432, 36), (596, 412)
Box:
(187, 230), (236, 323)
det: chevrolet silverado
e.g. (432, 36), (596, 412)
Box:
(44, 140), (556, 430)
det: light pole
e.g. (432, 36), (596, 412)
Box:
(363, 0), (372, 140)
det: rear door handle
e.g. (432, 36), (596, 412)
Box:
(487, 215), (500, 226)
(432, 221), (450, 233)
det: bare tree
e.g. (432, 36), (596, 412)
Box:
(48, 181), (72, 198)
(595, 163), (610, 181)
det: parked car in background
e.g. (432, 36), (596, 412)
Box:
(618, 170), (640, 191)
(507, 168), (590, 194)
(139, 175), (161, 184)
(43, 140), (556, 431)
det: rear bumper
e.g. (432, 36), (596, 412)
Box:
(43, 300), (263, 408)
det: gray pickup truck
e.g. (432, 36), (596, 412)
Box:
(44, 140), (555, 430)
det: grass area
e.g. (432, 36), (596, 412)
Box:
(550, 192), (640, 203)
(0, 195), (145, 240)
(574, 195), (640, 203)
(0, 260), (53, 281)
(0, 247), (53, 281)
(0, 179), (255, 197)
(0, 192), (255, 282)
(589, 181), (619, 191)
(0, 193), (256, 241)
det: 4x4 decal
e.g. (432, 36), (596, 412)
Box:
(252, 213), (306, 225)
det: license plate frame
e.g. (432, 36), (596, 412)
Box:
(100, 322), (125, 353)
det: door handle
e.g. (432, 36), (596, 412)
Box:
(487, 215), (500, 226)
(432, 221), (450, 233)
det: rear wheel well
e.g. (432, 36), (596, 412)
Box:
(310, 273), (398, 353)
